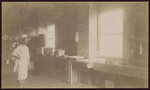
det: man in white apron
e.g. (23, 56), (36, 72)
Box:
(11, 34), (30, 88)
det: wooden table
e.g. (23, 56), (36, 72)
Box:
(67, 59), (96, 85)
(94, 63), (148, 80)
(34, 55), (96, 85)
(93, 63), (148, 88)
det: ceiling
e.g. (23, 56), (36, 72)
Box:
(2, 2), (78, 35)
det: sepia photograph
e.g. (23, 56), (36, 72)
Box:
(1, 1), (149, 88)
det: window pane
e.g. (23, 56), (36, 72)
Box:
(47, 24), (55, 33)
(100, 10), (123, 35)
(46, 39), (55, 48)
(101, 23), (123, 34)
(47, 32), (55, 38)
(46, 24), (55, 48)
(99, 35), (122, 57)
(100, 10), (123, 24)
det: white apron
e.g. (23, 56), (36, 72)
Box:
(12, 45), (30, 80)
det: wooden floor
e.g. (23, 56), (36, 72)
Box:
(1, 62), (97, 88)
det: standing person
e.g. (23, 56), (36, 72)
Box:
(11, 34), (30, 88)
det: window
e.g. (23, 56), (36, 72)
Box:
(46, 24), (55, 48)
(99, 10), (123, 58)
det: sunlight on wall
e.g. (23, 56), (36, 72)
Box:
(99, 9), (123, 58)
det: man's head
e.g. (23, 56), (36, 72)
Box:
(20, 34), (29, 45)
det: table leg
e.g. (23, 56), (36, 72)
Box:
(52, 60), (54, 74)
(78, 69), (80, 83)
(88, 69), (92, 85)
(68, 61), (72, 85)
(97, 72), (105, 88)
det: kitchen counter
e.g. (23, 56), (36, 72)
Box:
(35, 55), (148, 87)
(70, 58), (148, 80)
(93, 62), (148, 80)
